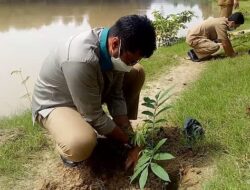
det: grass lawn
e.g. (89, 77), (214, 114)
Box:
(238, 0), (250, 30)
(0, 112), (48, 189)
(170, 53), (250, 189)
(168, 7), (250, 188)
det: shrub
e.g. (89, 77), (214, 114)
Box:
(152, 10), (194, 47)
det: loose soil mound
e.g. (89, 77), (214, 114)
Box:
(35, 126), (214, 190)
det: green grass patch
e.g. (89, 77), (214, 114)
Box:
(238, 0), (250, 30)
(0, 111), (48, 183)
(169, 53), (250, 189)
(143, 39), (188, 83)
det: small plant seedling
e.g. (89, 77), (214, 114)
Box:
(11, 69), (32, 106)
(132, 88), (173, 148)
(130, 138), (174, 189)
(131, 88), (174, 189)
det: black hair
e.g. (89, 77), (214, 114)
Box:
(109, 15), (156, 58)
(228, 12), (244, 25)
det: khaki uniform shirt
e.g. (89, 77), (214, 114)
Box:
(32, 28), (127, 135)
(186, 17), (229, 45)
(218, 0), (234, 6)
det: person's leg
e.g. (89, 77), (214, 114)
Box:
(192, 39), (220, 60)
(123, 63), (145, 120)
(39, 107), (97, 162)
(219, 5), (233, 18)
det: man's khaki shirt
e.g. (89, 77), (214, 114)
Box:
(32, 28), (127, 135)
(186, 17), (229, 45)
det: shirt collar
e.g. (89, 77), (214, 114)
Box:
(99, 28), (113, 71)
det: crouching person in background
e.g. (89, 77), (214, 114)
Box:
(186, 12), (244, 62)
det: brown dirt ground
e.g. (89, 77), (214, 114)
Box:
(7, 59), (216, 190)
(31, 127), (214, 190)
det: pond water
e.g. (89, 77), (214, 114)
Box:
(0, 0), (218, 117)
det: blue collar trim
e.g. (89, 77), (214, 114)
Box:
(99, 28), (113, 71)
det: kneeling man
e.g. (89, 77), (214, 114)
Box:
(186, 12), (244, 62)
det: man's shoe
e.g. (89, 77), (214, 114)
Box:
(187, 49), (200, 62)
(60, 156), (82, 168)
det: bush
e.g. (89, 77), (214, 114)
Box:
(152, 10), (194, 47)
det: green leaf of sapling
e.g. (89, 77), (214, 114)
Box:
(158, 96), (172, 107)
(143, 97), (156, 104)
(139, 167), (149, 189)
(155, 91), (161, 100)
(153, 138), (167, 152)
(131, 163), (148, 183)
(143, 119), (154, 124)
(150, 163), (170, 182)
(153, 153), (175, 160)
(135, 155), (151, 171)
(155, 119), (167, 124)
(142, 111), (154, 117)
(141, 102), (155, 109)
(158, 86), (174, 101)
(155, 106), (172, 117)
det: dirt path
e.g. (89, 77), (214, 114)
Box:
(17, 59), (210, 190)
(133, 58), (205, 126)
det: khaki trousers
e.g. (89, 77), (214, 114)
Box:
(190, 38), (220, 60)
(123, 63), (145, 119)
(37, 64), (145, 162)
(219, 5), (233, 18)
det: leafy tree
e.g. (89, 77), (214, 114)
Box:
(152, 10), (194, 47)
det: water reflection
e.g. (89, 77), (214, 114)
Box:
(0, 0), (216, 117)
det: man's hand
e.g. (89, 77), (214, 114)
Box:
(222, 40), (236, 57)
(106, 125), (129, 144)
(125, 146), (140, 170)
(113, 115), (141, 170)
(234, 0), (239, 9)
(113, 115), (131, 128)
(232, 52), (238, 57)
(113, 115), (134, 139)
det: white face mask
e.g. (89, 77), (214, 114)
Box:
(111, 40), (132, 72)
